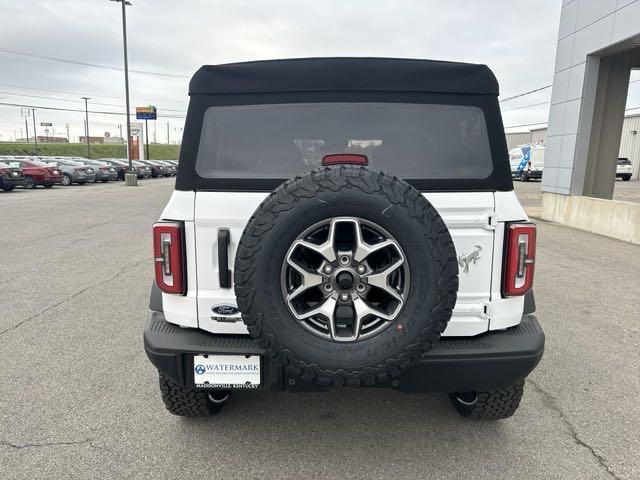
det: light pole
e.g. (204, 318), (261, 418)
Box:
(111, 0), (136, 185)
(82, 97), (91, 158)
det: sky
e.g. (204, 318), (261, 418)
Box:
(0, 0), (638, 143)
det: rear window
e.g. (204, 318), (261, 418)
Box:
(195, 102), (493, 180)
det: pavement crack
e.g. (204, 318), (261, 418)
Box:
(528, 379), (623, 480)
(0, 256), (152, 337)
(1, 438), (96, 450)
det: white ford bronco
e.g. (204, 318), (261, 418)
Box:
(144, 57), (544, 420)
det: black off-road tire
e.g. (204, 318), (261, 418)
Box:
(158, 372), (223, 417)
(1, 185), (15, 192)
(234, 165), (458, 387)
(449, 380), (525, 420)
(622, 175), (631, 181)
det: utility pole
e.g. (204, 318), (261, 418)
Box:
(66, 123), (70, 142)
(153, 120), (157, 144)
(21, 108), (30, 143)
(144, 119), (150, 160)
(167, 121), (170, 144)
(118, 124), (123, 140)
(82, 97), (91, 158)
(31, 108), (38, 154)
(111, 0), (136, 185)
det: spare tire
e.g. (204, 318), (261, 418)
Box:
(234, 166), (458, 387)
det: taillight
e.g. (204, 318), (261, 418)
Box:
(153, 222), (186, 295)
(503, 223), (536, 297)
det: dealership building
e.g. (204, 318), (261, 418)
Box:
(533, 0), (640, 244)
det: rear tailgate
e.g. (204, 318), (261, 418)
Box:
(194, 191), (495, 337)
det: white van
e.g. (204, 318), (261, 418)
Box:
(509, 145), (545, 182)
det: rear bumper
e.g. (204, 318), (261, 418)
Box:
(144, 312), (544, 393)
(71, 173), (94, 182)
(1, 176), (25, 187)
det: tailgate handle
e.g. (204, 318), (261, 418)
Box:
(218, 229), (232, 288)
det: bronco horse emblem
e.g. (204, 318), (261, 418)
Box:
(458, 245), (482, 273)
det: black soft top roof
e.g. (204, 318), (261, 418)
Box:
(189, 57), (499, 96)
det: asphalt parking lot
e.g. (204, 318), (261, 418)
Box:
(1, 179), (639, 480)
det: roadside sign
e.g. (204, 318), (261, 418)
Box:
(136, 106), (157, 120)
(129, 124), (141, 136)
(40, 122), (52, 127)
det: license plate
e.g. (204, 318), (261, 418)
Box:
(193, 354), (260, 389)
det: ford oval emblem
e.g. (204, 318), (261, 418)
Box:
(211, 304), (240, 316)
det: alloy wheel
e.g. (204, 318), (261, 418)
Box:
(281, 217), (410, 343)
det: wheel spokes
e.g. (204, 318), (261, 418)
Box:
(285, 257), (324, 302)
(289, 295), (337, 322)
(365, 258), (405, 303)
(282, 216), (409, 343)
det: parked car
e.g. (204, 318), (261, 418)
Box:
(0, 161), (25, 191)
(154, 160), (177, 176)
(40, 159), (96, 186)
(4, 158), (63, 188)
(98, 158), (127, 180)
(144, 58), (543, 420)
(509, 145), (545, 181)
(82, 160), (119, 182)
(616, 158), (633, 181)
(138, 160), (167, 178)
(132, 161), (153, 179)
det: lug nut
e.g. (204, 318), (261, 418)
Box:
(323, 265), (334, 274)
(340, 293), (350, 302)
(340, 255), (350, 265)
(356, 265), (366, 274)
(356, 283), (366, 293)
(323, 283), (333, 292)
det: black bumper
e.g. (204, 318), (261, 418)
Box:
(0, 177), (25, 188)
(144, 312), (544, 393)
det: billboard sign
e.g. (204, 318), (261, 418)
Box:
(40, 122), (53, 127)
(136, 106), (157, 120)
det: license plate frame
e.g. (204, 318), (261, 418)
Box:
(192, 354), (261, 389)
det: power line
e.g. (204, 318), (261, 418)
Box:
(0, 81), (188, 107)
(501, 78), (640, 113)
(501, 100), (550, 112)
(499, 85), (552, 103)
(0, 90), (186, 113)
(0, 47), (190, 79)
(504, 104), (640, 129)
(0, 100), (186, 118)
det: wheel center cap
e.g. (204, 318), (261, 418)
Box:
(336, 271), (355, 290)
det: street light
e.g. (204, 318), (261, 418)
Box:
(111, 0), (136, 186)
(82, 97), (91, 158)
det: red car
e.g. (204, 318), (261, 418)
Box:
(6, 158), (63, 189)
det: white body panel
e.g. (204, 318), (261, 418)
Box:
(159, 191), (198, 328)
(158, 188), (529, 337)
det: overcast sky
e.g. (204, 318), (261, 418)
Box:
(0, 0), (638, 143)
